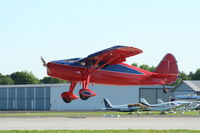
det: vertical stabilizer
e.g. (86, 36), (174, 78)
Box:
(154, 53), (178, 84)
(157, 99), (164, 104)
(103, 98), (113, 108)
(140, 98), (150, 106)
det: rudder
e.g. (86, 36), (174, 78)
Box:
(140, 98), (150, 106)
(103, 98), (113, 108)
(154, 53), (178, 84)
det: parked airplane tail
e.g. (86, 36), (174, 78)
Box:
(103, 98), (113, 108)
(140, 98), (150, 106)
(153, 53), (178, 84)
(157, 99), (164, 104)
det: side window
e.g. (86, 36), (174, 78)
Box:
(78, 60), (95, 68)
(80, 61), (86, 66)
(78, 59), (109, 69)
(86, 61), (94, 68)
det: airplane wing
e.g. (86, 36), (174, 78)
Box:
(166, 103), (189, 112)
(173, 103), (189, 111)
(80, 46), (143, 68)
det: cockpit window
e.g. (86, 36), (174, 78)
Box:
(78, 59), (108, 68)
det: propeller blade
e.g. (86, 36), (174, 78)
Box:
(40, 57), (47, 67)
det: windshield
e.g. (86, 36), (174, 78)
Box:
(63, 58), (81, 63)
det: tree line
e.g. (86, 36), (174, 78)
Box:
(0, 64), (200, 85)
(0, 71), (66, 85)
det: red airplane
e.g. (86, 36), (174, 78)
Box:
(41, 46), (178, 103)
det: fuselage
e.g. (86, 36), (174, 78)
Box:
(47, 58), (165, 86)
(144, 102), (179, 111)
(108, 104), (141, 112)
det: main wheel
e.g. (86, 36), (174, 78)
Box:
(79, 94), (90, 100)
(63, 97), (72, 103)
(61, 92), (78, 103)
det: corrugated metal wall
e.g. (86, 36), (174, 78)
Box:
(0, 86), (50, 110)
(50, 84), (139, 111)
(139, 87), (172, 104)
(0, 84), (174, 111)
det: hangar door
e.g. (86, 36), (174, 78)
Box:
(0, 87), (50, 110)
(139, 88), (171, 104)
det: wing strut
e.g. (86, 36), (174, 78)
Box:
(98, 55), (120, 70)
(88, 55), (104, 73)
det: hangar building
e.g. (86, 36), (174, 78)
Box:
(0, 84), (172, 111)
(172, 80), (200, 97)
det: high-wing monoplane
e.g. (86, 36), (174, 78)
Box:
(41, 46), (178, 103)
(140, 98), (186, 112)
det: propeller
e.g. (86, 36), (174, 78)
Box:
(40, 57), (47, 67)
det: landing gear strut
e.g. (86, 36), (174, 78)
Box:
(61, 75), (96, 103)
(79, 74), (96, 100)
(61, 66), (97, 103)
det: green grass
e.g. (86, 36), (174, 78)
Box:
(161, 110), (200, 115)
(0, 111), (127, 117)
(0, 110), (199, 117)
(0, 130), (199, 133)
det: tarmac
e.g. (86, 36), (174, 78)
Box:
(0, 116), (200, 130)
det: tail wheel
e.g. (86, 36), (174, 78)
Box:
(163, 88), (168, 94)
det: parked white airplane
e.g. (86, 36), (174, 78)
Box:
(172, 95), (200, 110)
(140, 98), (186, 112)
(158, 99), (200, 111)
(102, 98), (185, 113)
(103, 98), (146, 112)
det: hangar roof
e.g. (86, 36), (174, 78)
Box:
(183, 80), (200, 92)
(140, 85), (174, 89)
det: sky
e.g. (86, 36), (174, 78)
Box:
(0, 0), (200, 79)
